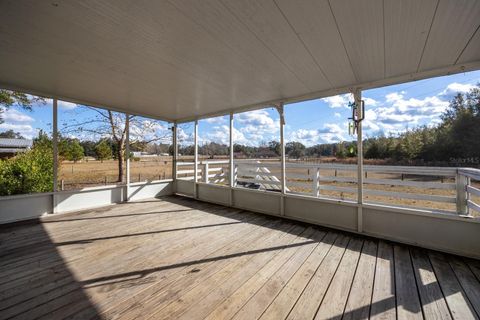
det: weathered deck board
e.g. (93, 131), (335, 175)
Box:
(0, 195), (479, 320)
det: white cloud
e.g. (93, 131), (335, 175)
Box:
(0, 123), (36, 138)
(288, 123), (348, 146)
(130, 119), (170, 143)
(363, 97), (378, 107)
(334, 112), (341, 118)
(57, 100), (78, 110)
(322, 93), (377, 109)
(235, 109), (279, 145)
(362, 89), (451, 136)
(177, 126), (194, 145)
(439, 83), (475, 97)
(203, 116), (227, 124)
(322, 94), (352, 108)
(2, 108), (34, 123)
(200, 125), (249, 146)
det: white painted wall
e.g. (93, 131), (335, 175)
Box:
(0, 181), (173, 224)
(191, 183), (480, 259)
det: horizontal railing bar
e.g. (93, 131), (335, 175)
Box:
(467, 185), (480, 197)
(286, 173), (313, 180)
(319, 176), (357, 183)
(237, 177), (281, 186)
(237, 171), (278, 177)
(459, 168), (480, 181)
(286, 181), (312, 188)
(318, 185), (357, 193)
(177, 162), (195, 166)
(364, 189), (456, 203)
(467, 200), (480, 212)
(364, 178), (456, 190)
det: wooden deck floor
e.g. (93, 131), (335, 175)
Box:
(1, 196), (479, 320)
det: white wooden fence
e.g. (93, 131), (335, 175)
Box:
(177, 160), (480, 216)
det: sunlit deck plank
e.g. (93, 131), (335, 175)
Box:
(0, 196), (479, 320)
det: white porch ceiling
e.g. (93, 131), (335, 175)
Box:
(0, 0), (479, 122)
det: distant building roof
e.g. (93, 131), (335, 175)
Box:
(0, 138), (33, 149)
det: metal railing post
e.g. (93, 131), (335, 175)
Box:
(456, 170), (468, 215)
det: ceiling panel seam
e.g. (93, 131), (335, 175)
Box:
(382, 0), (386, 78)
(416, 0), (440, 72)
(455, 24), (480, 65)
(272, 0), (333, 88)
(167, 0), (306, 93)
(327, 0), (359, 84)
(218, 0), (312, 92)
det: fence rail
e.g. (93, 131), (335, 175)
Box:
(176, 160), (480, 216)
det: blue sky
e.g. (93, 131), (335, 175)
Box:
(2, 70), (480, 146)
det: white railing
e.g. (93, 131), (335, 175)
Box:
(176, 160), (229, 184)
(177, 160), (480, 216)
(459, 168), (480, 215)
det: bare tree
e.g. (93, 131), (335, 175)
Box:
(61, 106), (171, 183)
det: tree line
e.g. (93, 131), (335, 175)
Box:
(181, 84), (479, 166)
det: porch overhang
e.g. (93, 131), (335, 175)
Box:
(0, 0), (479, 121)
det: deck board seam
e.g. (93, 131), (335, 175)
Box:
(312, 236), (352, 319)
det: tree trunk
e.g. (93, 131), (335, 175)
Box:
(117, 147), (124, 183)
(117, 136), (126, 183)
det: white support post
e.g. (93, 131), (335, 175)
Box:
(125, 114), (130, 201)
(456, 171), (468, 215)
(52, 99), (58, 214)
(194, 120), (198, 198)
(277, 103), (286, 216)
(229, 112), (234, 206)
(354, 89), (364, 232)
(173, 122), (178, 193)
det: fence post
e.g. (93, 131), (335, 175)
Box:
(312, 167), (320, 197)
(203, 162), (209, 183)
(233, 164), (237, 187)
(456, 171), (468, 215)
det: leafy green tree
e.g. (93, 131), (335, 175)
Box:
(95, 140), (112, 163)
(0, 130), (25, 139)
(64, 140), (84, 162)
(286, 141), (305, 159)
(335, 142), (346, 159)
(0, 131), (53, 196)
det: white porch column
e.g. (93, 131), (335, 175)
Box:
(277, 103), (286, 216)
(125, 114), (130, 201)
(229, 112), (234, 206)
(173, 122), (178, 193)
(353, 89), (364, 232)
(52, 98), (58, 214)
(194, 119), (199, 198)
